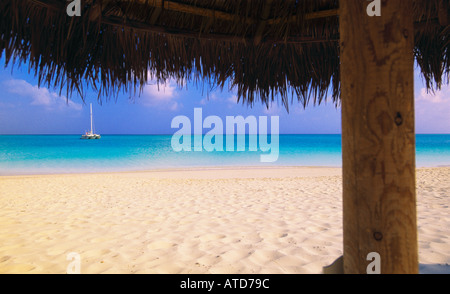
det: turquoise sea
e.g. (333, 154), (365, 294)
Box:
(0, 134), (449, 175)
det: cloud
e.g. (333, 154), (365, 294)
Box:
(263, 102), (283, 115)
(227, 94), (238, 104)
(224, 94), (240, 109)
(417, 85), (450, 104)
(199, 92), (237, 106)
(2, 79), (82, 111)
(140, 79), (182, 111)
(199, 92), (219, 105)
(415, 83), (450, 133)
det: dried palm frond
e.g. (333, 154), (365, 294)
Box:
(0, 0), (448, 109)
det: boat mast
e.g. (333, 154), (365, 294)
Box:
(90, 103), (93, 135)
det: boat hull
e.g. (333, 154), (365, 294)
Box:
(81, 134), (101, 139)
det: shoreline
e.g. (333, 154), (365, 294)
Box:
(0, 165), (342, 178)
(1, 164), (449, 178)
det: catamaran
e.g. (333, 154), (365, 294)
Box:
(81, 103), (101, 139)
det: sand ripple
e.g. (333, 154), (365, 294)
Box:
(0, 167), (448, 273)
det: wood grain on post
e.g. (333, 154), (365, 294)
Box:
(340, 0), (418, 274)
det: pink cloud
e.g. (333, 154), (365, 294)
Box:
(415, 84), (450, 133)
(140, 79), (181, 111)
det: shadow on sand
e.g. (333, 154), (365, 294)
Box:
(419, 264), (450, 274)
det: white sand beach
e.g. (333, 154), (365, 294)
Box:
(0, 167), (448, 274)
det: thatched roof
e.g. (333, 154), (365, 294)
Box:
(0, 0), (449, 109)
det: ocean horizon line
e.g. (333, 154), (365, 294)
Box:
(1, 133), (449, 136)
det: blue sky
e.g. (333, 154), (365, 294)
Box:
(0, 56), (448, 134)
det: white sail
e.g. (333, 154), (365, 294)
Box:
(90, 103), (93, 135)
(81, 103), (101, 139)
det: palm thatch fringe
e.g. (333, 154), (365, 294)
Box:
(0, 0), (448, 109)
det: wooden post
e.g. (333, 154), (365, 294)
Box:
(340, 1), (418, 274)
